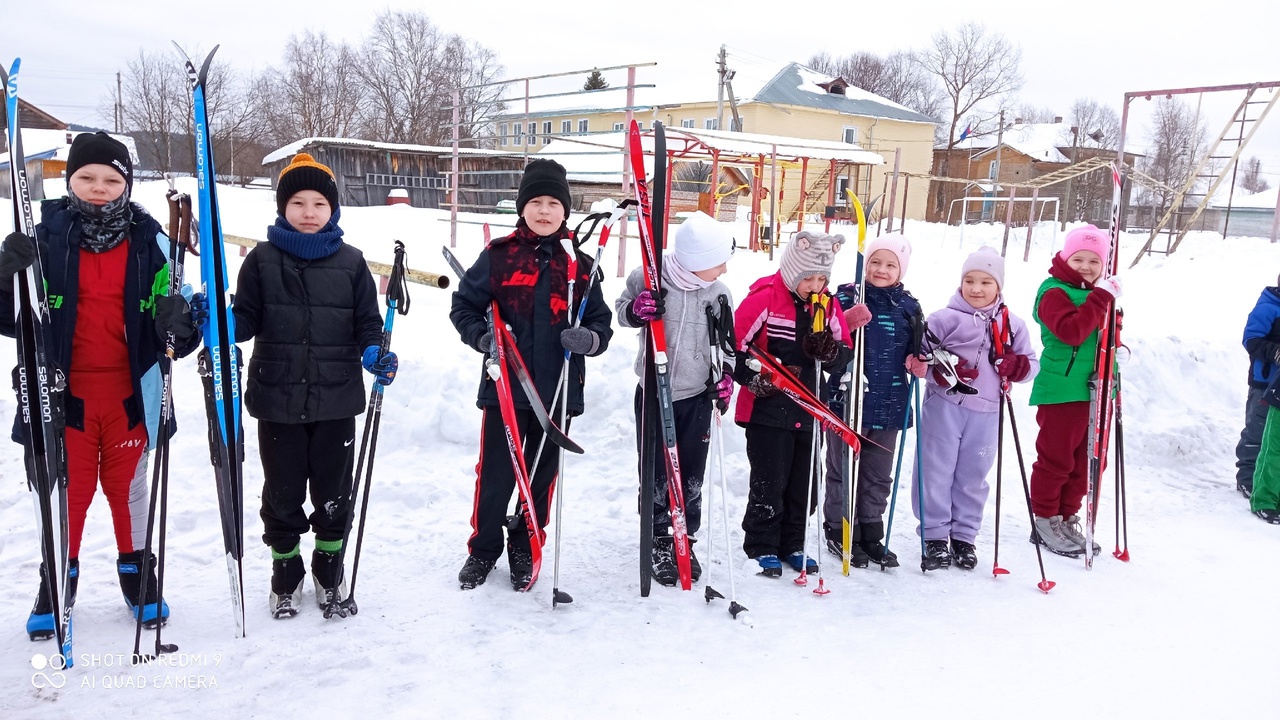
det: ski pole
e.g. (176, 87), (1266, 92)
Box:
(881, 377), (916, 570)
(914, 381), (927, 572)
(705, 410), (748, 619)
(1004, 392), (1055, 593)
(798, 294), (830, 594)
(992, 387), (1010, 577)
(551, 238), (579, 609)
(1113, 370), (1130, 561)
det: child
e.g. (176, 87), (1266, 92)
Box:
(913, 247), (1038, 570)
(822, 233), (925, 569)
(1027, 224), (1121, 557)
(615, 211), (735, 586)
(1250, 367), (1280, 524)
(1237, 276), (1280, 500)
(734, 231), (853, 576)
(1, 132), (200, 637)
(233, 152), (394, 618)
(450, 159), (613, 591)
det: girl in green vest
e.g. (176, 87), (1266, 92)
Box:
(1027, 225), (1121, 557)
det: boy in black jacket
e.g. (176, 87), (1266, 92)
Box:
(234, 153), (395, 618)
(450, 159), (613, 591)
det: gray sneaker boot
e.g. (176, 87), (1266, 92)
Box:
(1030, 515), (1085, 558)
(1060, 515), (1102, 555)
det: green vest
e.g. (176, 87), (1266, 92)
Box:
(1029, 277), (1097, 405)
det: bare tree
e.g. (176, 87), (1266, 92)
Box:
(1013, 103), (1058, 124)
(257, 31), (365, 149)
(916, 22), (1024, 149)
(1240, 155), (1270, 194)
(1138, 96), (1210, 209)
(109, 49), (188, 175)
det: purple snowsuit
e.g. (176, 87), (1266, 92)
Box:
(913, 291), (1039, 543)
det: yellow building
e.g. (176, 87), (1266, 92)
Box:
(494, 62), (936, 223)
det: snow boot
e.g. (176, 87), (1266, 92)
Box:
(1029, 515), (1085, 558)
(506, 516), (534, 591)
(755, 554), (783, 578)
(458, 555), (496, 590)
(784, 551), (819, 573)
(311, 543), (349, 612)
(856, 521), (900, 569)
(1238, 481), (1253, 500)
(27, 559), (78, 641)
(950, 539), (978, 570)
(1253, 508), (1280, 525)
(651, 536), (678, 587)
(270, 553), (305, 619)
(1060, 514), (1102, 555)
(689, 541), (702, 583)
(921, 540), (952, 571)
(118, 551), (170, 629)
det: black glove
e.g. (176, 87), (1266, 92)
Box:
(470, 331), (493, 355)
(0, 232), (37, 276)
(802, 330), (839, 363)
(561, 327), (600, 356)
(154, 294), (199, 346)
(747, 372), (780, 398)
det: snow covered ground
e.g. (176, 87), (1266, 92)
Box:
(1, 179), (1278, 718)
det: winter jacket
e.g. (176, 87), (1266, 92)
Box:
(853, 281), (923, 429)
(923, 291), (1039, 413)
(450, 220), (613, 415)
(1243, 287), (1280, 389)
(615, 263), (733, 402)
(0, 199), (197, 448)
(1029, 254), (1115, 406)
(732, 272), (853, 431)
(233, 241), (384, 424)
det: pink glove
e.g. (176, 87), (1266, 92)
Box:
(844, 303), (872, 330)
(904, 355), (928, 378)
(716, 374), (734, 403)
(1095, 276), (1123, 300)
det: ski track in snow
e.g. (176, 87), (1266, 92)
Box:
(0, 178), (1277, 718)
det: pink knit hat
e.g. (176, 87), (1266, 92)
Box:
(1059, 224), (1110, 263)
(864, 233), (912, 281)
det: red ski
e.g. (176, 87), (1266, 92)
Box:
(746, 345), (861, 453)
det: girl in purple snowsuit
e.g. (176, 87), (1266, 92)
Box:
(914, 247), (1038, 570)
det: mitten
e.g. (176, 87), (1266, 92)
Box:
(1095, 275), (1123, 300)
(747, 372), (780, 398)
(802, 330), (839, 363)
(0, 232), (36, 276)
(904, 354), (928, 378)
(560, 327), (600, 356)
(995, 353), (1031, 382)
(843, 303), (872, 330)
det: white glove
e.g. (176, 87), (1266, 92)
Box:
(1095, 275), (1123, 300)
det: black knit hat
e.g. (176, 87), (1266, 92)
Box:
(276, 152), (340, 216)
(516, 158), (572, 216)
(66, 132), (132, 188)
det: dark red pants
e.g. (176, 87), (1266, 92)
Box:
(1029, 401), (1090, 519)
(65, 372), (149, 558)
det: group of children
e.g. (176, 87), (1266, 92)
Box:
(2, 152), (1132, 642)
(444, 159), (1127, 592)
(2, 137), (398, 635)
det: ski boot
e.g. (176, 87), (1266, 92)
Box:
(506, 515), (534, 591)
(856, 521), (900, 569)
(458, 555), (496, 590)
(755, 554), (783, 578)
(312, 545), (350, 617)
(784, 551), (819, 573)
(950, 540), (978, 570)
(651, 536), (678, 587)
(270, 554), (305, 619)
(118, 551), (169, 629)
(27, 559), (78, 641)
(1060, 515), (1102, 556)
(921, 540), (952, 571)
(1253, 508), (1280, 525)
(1029, 515), (1084, 558)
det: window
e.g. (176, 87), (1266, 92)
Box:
(542, 122), (552, 144)
(366, 173), (448, 189)
(835, 177), (851, 205)
(681, 119), (695, 128)
(499, 123), (508, 147)
(842, 127), (858, 145)
(989, 161), (998, 180)
(636, 121), (644, 131)
(513, 122), (523, 146)
(705, 118), (719, 130)
(527, 123), (536, 146)
(561, 120), (572, 135)
(577, 119), (589, 134)
(613, 122), (625, 132)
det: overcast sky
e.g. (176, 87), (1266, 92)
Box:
(5, 0), (1280, 182)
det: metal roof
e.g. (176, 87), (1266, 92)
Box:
(748, 64), (936, 125)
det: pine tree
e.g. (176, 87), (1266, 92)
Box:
(583, 69), (608, 91)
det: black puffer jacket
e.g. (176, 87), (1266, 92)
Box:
(449, 221), (613, 415)
(233, 242), (383, 424)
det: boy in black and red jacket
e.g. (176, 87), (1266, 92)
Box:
(450, 159), (613, 591)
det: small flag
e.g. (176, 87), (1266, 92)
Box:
(959, 123), (972, 142)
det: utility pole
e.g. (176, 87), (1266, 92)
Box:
(716, 45), (727, 132)
(992, 109), (1005, 221)
(115, 71), (123, 134)
(1062, 126), (1079, 230)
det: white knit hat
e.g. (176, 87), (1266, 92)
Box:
(961, 246), (1005, 289)
(673, 212), (735, 272)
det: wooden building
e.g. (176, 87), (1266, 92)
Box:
(262, 138), (526, 211)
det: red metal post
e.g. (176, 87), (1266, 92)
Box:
(709, 149), (721, 219)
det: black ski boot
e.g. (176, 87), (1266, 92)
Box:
(921, 540), (952, 571)
(270, 555), (305, 619)
(507, 516), (534, 591)
(118, 551), (169, 628)
(689, 540), (702, 583)
(458, 555), (496, 590)
(1254, 508), (1280, 525)
(1238, 481), (1253, 500)
(651, 536), (678, 587)
(27, 559), (78, 641)
(950, 539), (978, 570)
(312, 547), (349, 615)
(856, 521), (899, 569)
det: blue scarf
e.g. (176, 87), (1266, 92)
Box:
(266, 207), (345, 260)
